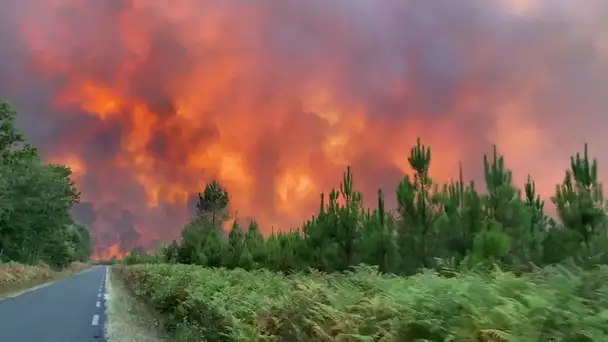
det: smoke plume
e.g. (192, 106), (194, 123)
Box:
(1, 0), (607, 258)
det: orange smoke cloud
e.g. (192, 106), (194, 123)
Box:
(93, 243), (123, 261)
(2, 0), (608, 257)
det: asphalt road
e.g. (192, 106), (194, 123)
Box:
(0, 266), (107, 342)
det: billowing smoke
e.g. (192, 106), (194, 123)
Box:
(1, 0), (607, 258)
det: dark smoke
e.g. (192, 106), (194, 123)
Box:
(0, 0), (606, 256)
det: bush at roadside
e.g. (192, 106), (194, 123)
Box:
(115, 263), (608, 341)
(0, 262), (54, 288)
(0, 262), (90, 292)
(67, 261), (91, 273)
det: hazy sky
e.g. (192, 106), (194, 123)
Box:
(1, 0), (607, 257)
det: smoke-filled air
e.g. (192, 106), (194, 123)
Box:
(1, 0), (607, 258)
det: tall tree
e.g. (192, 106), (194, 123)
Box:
(196, 180), (230, 229)
(0, 101), (91, 266)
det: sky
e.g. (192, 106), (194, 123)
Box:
(0, 0), (607, 258)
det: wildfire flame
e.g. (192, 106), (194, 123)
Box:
(2, 0), (607, 258)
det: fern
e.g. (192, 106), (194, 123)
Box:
(477, 329), (510, 342)
(115, 264), (608, 341)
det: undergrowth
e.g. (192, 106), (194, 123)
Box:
(0, 261), (90, 293)
(115, 263), (608, 341)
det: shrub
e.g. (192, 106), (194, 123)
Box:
(116, 263), (608, 341)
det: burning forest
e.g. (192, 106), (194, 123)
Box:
(0, 0), (607, 258)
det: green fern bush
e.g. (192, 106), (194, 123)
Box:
(115, 264), (608, 341)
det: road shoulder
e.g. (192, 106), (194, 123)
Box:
(104, 266), (169, 342)
(0, 266), (92, 301)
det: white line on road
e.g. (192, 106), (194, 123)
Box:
(96, 301), (100, 308)
(92, 314), (99, 326)
(97, 293), (102, 298)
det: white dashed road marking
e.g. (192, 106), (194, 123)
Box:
(90, 267), (109, 329)
(90, 267), (108, 329)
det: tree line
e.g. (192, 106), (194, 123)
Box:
(0, 101), (92, 267)
(125, 136), (608, 276)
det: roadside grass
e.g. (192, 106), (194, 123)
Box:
(104, 265), (169, 342)
(0, 261), (90, 300)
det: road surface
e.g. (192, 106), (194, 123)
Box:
(0, 266), (107, 342)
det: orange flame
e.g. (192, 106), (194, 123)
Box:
(8, 0), (608, 257)
(92, 243), (123, 261)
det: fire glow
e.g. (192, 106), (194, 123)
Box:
(2, 0), (607, 258)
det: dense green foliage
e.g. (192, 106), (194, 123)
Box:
(118, 132), (608, 340)
(117, 263), (608, 341)
(126, 137), (608, 276)
(0, 101), (92, 267)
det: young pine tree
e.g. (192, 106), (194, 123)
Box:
(334, 166), (364, 271)
(441, 166), (484, 265)
(226, 220), (248, 269)
(396, 138), (444, 274)
(245, 220), (265, 267)
(520, 175), (547, 267)
(360, 189), (397, 273)
(552, 144), (608, 266)
(477, 146), (527, 267)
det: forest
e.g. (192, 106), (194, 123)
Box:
(0, 101), (92, 268)
(126, 138), (608, 276)
(118, 120), (608, 339)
